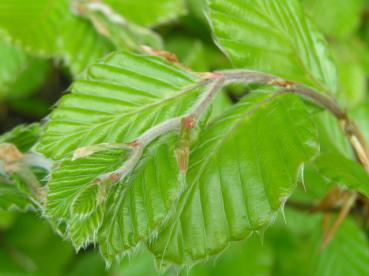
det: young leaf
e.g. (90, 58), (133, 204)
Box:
(59, 16), (115, 76)
(310, 218), (369, 276)
(0, 183), (31, 211)
(0, 42), (49, 99)
(47, 147), (129, 248)
(72, 1), (163, 51)
(47, 148), (129, 221)
(314, 152), (369, 197)
(208, 0), (337, 93)
(0, 41), (28, 97)
(0, 0), (69, 56)
(104, 0), (187, 27)
(303, 0), (364, 40)
(36, 52), (203, 160)
(352, 101), (369, 144)
(0, 124), (40, 153)
(47, 134), (185, 261)
(98, 135), (184, 263)
(148, 91), (319, 264)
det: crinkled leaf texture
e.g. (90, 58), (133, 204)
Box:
(209, 0), (337, 93)
(148, 91), (319, 265)
(47, 134), (184, 265)
(36, 51), (202, 160)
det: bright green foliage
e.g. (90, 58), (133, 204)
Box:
(0, 124), (41, 212)
(47, 148), (129, 249)
(47, 134), (185, 263)
(36, 52), (202, 160)
(310, 218), (369, 276)
(304, 0), (364, 40)
(98, 135), (183, 263)
(149, 92), (319, 264)
(2, 0), (369, 274)
(314, 152), (369, 196)
(209, 0), (337, 93)
(353, 101), (369, 143)
(104, 0), (187, 27)
(0, 42), (28, 96)
(0, 0), (69, 56)
(0, 123), (40, 152)
(0, 184), (31, 211)
(59, 16), (115, 76)
(0, 42), (49, 99)
(75, 2), (163, 51)
(0, 0), (184, 77)
(333, 43), (367, 107)
(314, 112), (353, 158)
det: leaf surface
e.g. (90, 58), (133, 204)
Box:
(0, 123), (40, 153)
(59, 16), (115, 76)
(47, 135), (185, 262)
(209, 0), (337, 93)
(0, 183), (31, 211)
(314, 152), (369, 197)
(311, 218), (369, 276)
(36, 52), (203, 160)
(104, 0), (186, 27)
(149, 91), (319, 264)
(303, 0), (364, 40)
(0, 0), (69, 56)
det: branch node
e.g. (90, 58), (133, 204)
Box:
(182, 116), (195, 129)
(128, 140), (140, 148)
(267, 79), (294, 89)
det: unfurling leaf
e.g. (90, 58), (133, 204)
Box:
(36, 52), (203, 160)
(149, 90), (319, 264)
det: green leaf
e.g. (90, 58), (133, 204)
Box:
(0, 0), (69, 56)
(0, 183), (31, 211)
(47, 134), (185, 262)
(59, 16), (115, 76)
(314, 152), (369, 197)
(314, 111), (353, 158)
(0, 123), (40, 152)
(97, 135), (183, 263)
(47, 147), (128, 235)
(208, 0), (337, 93)
(36, 52), (203, 160)
(333, 43), (367, 107)
(303, 0), (364, 40)
(0, 41), (28, 97)
(352, 101), (369, 144)
(104, 0), (187, 27)
(89, 11), (163, 50)
(148, 91), (319, 264)
(0, 42), (49, 99)
(72, 1), (163, 51)
(310, 218), (369, 276)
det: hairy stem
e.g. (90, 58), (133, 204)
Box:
(220, 69), (369, 173)
(96, 75), (225, 184)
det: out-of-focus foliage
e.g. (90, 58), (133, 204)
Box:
(1, 0), (369, 275)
